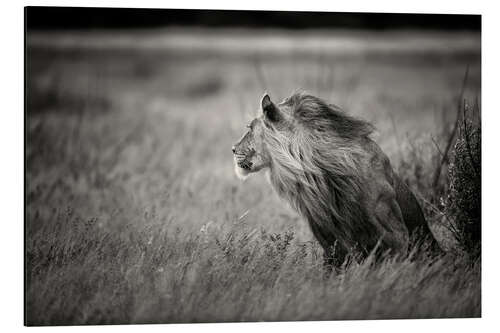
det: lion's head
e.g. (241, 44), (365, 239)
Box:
(232, 94), (280, 179)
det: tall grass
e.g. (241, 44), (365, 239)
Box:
(26, 211), (480, 325)
(25, 29), (481, 325)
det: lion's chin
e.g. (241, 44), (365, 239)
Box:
(234, 164), (251, 180)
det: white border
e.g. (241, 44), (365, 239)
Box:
(2, 0), (498, 332)
(10, 0), (486, 14)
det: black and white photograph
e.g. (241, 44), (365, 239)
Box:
(24, 5), (481, 326)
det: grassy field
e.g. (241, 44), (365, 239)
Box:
(26, 28), (481, 325)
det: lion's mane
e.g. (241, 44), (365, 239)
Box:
(264, 93), (382, 257)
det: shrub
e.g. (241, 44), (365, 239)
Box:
(446, 102), (481, 257)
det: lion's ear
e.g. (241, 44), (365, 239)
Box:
(261, 93), (281, 123)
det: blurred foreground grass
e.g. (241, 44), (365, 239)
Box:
(26, 28), (481, 325)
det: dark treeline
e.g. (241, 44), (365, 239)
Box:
(26, 7), (480, 31)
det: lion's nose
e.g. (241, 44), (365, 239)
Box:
(232, 146), (236, 154)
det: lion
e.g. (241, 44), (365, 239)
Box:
(232, 92), (440, 267)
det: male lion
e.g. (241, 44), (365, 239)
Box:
(232, 92), (440, 267)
